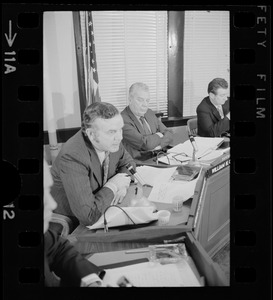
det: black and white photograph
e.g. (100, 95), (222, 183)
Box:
(43, 10), (230, 287)
(2, 4), (271, 298)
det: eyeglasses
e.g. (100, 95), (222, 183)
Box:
(172, 153), (191, 163)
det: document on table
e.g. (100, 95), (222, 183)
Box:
(102, 260), (202, 287)
(136, 166), (177, 186)
(168, 137), (224, 159)
(148, 177), (199, 204)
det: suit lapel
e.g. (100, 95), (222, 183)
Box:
(144, 110), (156, 133)
(84, 136), (103, 186)
(207, 97), (221, 121)
(127, 106), (144, 133)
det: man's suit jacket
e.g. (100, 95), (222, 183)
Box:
(121, 106), (173, 159)
(44, 229), (103, 286)
(196, 96), (230, 137)
(50, 130), (135, 226)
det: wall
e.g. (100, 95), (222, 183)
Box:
(43, 12), (81, 131)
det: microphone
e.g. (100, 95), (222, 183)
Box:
(189, 135), (198, 152)
(125, 163), (146, 186)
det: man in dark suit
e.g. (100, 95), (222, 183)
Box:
(121, 82), (173, 159)
(50, 102), (135, 227)
(196, 78), (230, 137)
(44, 159), (104, 287)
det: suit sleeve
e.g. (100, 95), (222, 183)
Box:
(116, 143), (136, 173)
(45, 230), (103, 287)
(122, 113), (173, 151)
(59, 153), (114, 226)
(197, 104), (230, 137)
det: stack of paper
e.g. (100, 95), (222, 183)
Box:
(168, 137), (224, 159)
(136, 166), (177, 186)
(102, 260), (203, 287)
(148, 175), (200, 204)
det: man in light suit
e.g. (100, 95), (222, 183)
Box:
(50, 102), (135, 226)
(196, 78), (230, 137)
(44, 159), (104, 287)
(121, 82), (173, 159)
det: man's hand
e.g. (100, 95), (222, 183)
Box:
(107, 173), (131, 191)
(155, 132), (164, 138)
(111, 187), (127, 205)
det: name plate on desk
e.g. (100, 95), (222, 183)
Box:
(205, 157), (230, 178)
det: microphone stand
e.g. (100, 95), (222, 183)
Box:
(188, 136), (201, 167)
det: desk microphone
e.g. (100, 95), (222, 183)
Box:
(126, 163), (146, 186)
(189, 135), (198, 152)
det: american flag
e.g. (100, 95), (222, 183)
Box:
(85, 11), (100, 105)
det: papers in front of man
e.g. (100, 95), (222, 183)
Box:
(158, 137), (225, 165)
(102, 260), (203, 287)
(148, 177), (199, 204)
(87, 206), (158, 230)
(136, 166), (177, 187)
(136, 165), (201, 204)
(168, 137), (224, 158)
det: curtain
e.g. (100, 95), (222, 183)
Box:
(81, 11), (101, 106)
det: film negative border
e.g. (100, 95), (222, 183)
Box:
(2, 4), (271, 299)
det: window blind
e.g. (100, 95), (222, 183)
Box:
(91, 11), (168, 115)
(183, 11), (230, 117)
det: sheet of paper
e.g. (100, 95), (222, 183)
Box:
(199, 147), (230, 162)
(168, 137), (224, 159)
(102, 260), (202, 287)
(148, 177), (199, 204)
(86, 206), (158, 230)
(136, 166), (177, 186)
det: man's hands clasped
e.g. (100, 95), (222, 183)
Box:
(107, 173), (131, 205)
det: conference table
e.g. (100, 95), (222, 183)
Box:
(67, 148), (230, 258)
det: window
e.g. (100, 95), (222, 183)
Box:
(90, 11), (168, 115)
(183, 11), (230, 117)
(79, 10), (229, 120)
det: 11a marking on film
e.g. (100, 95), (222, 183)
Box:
(4, 20), (17, 74)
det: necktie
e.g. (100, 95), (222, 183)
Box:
(217, 106), (224, 119)
(102, 151), (110, 185)
(139, 116), (151, 135)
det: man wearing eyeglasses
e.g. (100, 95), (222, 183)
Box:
(121, 82), (174, 160)
(196, 78), (230, 137)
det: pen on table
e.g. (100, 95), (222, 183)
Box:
(163, 236), (186, 244)
(125, 248), (149, 254)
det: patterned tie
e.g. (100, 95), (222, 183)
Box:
(140, 116), (151, 135)
(217, 105), (224, 119)
(102, 151), (110, 185)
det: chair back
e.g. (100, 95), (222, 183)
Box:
(49, 213), (75, 237)
(187, 118), (198, 136)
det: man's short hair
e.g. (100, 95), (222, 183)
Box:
(129, 82), (149, 99)
(81, 102), (119, 133)
(208, 78), (228, 94)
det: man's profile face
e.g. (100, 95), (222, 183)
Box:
(129, 89), (150, 117)
(44, 160), (57, 233)
(88, 114), (124, 153)
(210, 88), (228, 106)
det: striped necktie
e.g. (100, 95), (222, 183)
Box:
(140, 116), (151, 135)
(102, 151), (110, 185)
